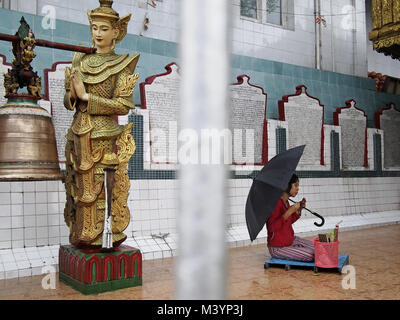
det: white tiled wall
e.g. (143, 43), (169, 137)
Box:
(0, 181), (69, 250)
(128, 179), (178, 237)
(1, 176), (399, 249)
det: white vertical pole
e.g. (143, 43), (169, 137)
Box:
(352, 0), (357, 75)
(314, 0), (321, 69)
(330, 0), (335, 72)
(176, 0), (230, 299)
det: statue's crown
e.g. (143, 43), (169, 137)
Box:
(88, 0), (120, 22)
(100, 0), (113, 8)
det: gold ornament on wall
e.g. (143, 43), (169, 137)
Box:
(369, 0), (400, 59)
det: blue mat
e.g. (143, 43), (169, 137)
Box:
(265, 254), (349, 271)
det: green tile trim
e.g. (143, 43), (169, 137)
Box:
(276, 128), (287, 154)
(374, 134), (382, 174)
(59, 271), (142, 295)
(331, 131), (340, 175)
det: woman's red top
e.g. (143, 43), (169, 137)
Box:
(266, 198), (300, 247)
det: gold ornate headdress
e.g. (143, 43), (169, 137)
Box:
(87, 0), (131, 43)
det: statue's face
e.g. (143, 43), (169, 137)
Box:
(91, 19), (119, 51)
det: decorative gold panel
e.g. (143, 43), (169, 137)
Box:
(370, 0), (400, 59)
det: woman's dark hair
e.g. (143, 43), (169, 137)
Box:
(285, 174), (299, 194)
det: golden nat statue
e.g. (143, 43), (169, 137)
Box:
(63, 0), (139, 249)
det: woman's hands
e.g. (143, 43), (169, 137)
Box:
(283, 198), (306, 221)
(70, 69), (88, 101)
(300, 198), (306, 211)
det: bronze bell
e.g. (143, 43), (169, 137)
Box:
(0, 17), (63, 181)
(0, 95), (64, 181)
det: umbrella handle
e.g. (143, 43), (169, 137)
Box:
(308, 209), (325, 227)
(288, 199), (325, 227)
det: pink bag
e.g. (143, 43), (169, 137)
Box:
(313, 238), (339, 268)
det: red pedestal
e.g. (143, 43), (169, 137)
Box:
(59, 244), (142, 295)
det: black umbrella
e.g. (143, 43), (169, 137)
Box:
(245, 145), (306, 242)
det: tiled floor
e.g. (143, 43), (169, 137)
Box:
(0, 224), (399, 300)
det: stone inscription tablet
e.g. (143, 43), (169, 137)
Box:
(379, 104), (400, 168)
(140, 63), (180, 163)
(44, 62), (74, 163)
(335, 100), (366, 168)
(229, 75), (266, 164)
(279, 86), (323, 166)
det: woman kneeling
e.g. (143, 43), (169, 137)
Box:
(266, 174), (314, 262)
